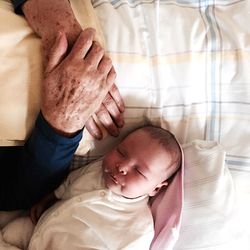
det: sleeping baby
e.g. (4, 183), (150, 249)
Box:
(2, 125), (182, 250)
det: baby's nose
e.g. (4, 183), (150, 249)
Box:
(119, 169), (127, 175)
(116, 163), (127, 175)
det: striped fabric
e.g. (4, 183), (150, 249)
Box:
(174, 140), (245, 250)
(74, 0), (250, 174)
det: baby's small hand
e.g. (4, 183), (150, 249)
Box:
(30, 192), (58, 224)
(30, 202), (46, 225)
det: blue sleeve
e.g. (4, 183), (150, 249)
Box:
(0, 113), (83, 210)
(11, 0), (26, 14)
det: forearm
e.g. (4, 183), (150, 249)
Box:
(23, 0), (81, 39)
(21, 0), (82, 63)
(21, 113), (83, 196)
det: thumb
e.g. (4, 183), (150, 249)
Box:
(45, 31), (68, 74)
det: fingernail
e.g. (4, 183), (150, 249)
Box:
(95, 133), (102, 140)
(118, 120), (124, 128)
(113, 130), (119, 137)
(120, 105), (125, 113)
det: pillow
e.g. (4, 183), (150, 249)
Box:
(74, 0), (250, 164)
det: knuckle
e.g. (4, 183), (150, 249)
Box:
(109, 69), (117, 80)
(93, 42), (104, 54)
(112, 70), (117, 79)
(86, 119), (99, 133)
(112, 84), (120, 95)
(107, 75), (115, 86)
(83, 37), (93, 49)
(103, 95), (113, 106)
(111, 84), (118, 93)
(104, 56), (112, 65)
(97, 105), (107, 115)
(84, 27), (96, 35)
(82, 28), (95, 41)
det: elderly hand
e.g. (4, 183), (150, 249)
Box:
(41, 29), (114, 137)
(22, 0), (125, 139)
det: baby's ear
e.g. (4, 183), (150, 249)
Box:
(149, 181), (168, 197)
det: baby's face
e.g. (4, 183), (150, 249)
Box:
(102, 129), (171, 198)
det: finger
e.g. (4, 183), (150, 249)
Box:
(103, 93), (124, 128)
(109, 83), (125, 113)
(96, 104), (120, 137)
(85, 41), (105, 69)
(85, 116), (103, 140)
(98, 56), (112, 75)
(45, 31), (68, 74)
(106, 67), (117, 88)
(69, 28), (95, 60)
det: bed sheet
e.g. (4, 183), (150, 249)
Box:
(0, 0), (250, 249)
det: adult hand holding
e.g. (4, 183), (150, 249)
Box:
(22, 0), (125, 139)
(41, 28), (114, 137)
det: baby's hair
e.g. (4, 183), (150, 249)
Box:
(136, 125), (182, 180)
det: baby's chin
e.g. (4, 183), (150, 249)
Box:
(106, 182), (122, 196)
(107, 183), (142, 199)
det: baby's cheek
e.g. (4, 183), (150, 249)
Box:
(104, 151), (116, 163)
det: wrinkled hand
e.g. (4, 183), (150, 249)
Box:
(41, 28), (114, 137)
(22, 0), (125, 139)
(42, 36), (125, 139)
(43, 38), (125, 140)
